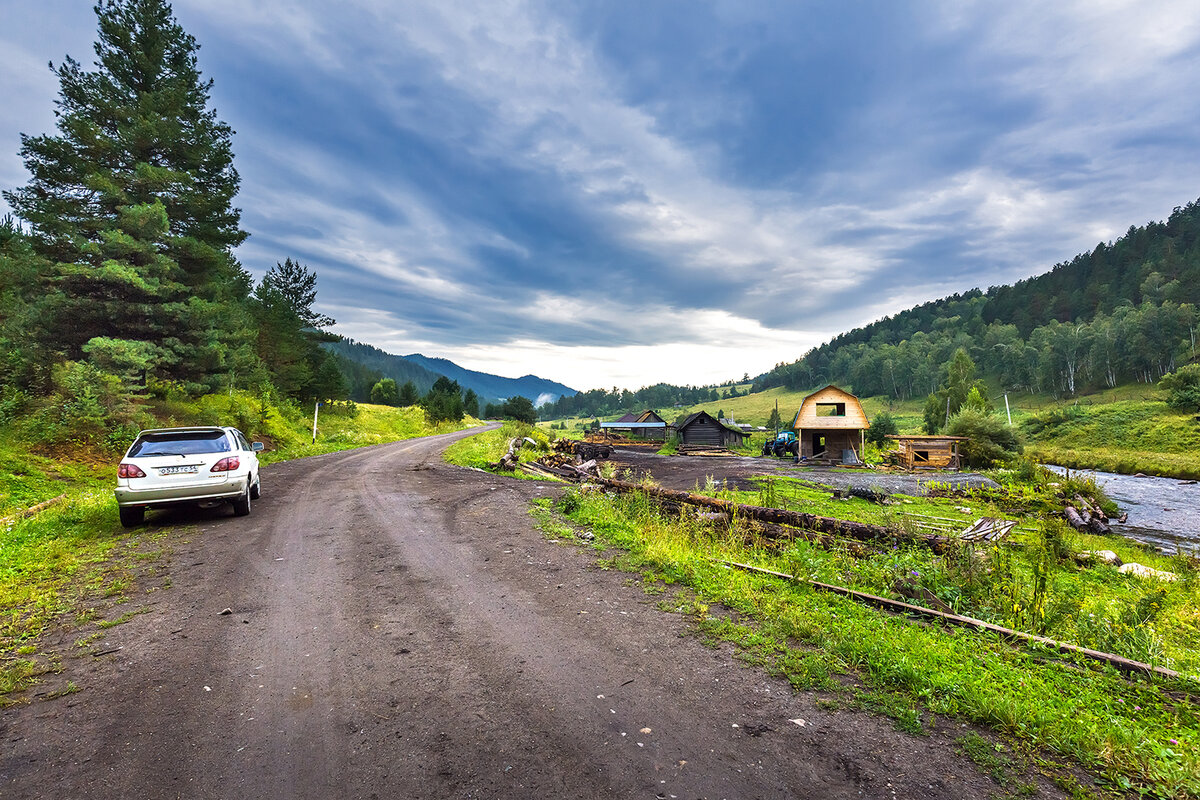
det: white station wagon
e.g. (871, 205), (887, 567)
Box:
(115, 426), (264, 527)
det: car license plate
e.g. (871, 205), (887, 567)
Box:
(159, 465), (198, 475)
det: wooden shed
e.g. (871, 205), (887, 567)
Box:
(678, 410), (749, 448)
(601, 410), (668, 441)
(790, 385), (869, 462)
(886, 435), (968, 470)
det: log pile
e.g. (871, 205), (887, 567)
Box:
(553, 439), (614, 461)
(585, 433), (660, 448)
(677, 444), (739, 457)
(1063, 493), (1114, 535)
(521, 457), (602, 481)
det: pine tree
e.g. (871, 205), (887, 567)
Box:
(3, 0), (251, 392)
(258, 258), (335, 329)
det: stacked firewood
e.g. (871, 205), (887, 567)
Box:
(677, 444), (738, 456)
(553, 439), (614, 460)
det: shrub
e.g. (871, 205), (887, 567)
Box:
(1159, 364), (1200, 412)
(944, 409), (1022, 467)
(865, 411), (898, 446)
(26, 361), (145, 449)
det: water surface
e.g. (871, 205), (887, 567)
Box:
(1048, 466), (1200, 554)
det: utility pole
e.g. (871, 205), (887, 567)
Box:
(312, 400), (320, 443)
(944, 395), (951, 428)
(1004, 393), (1012, 426)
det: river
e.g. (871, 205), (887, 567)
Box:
(1048, 466), (1200, 554)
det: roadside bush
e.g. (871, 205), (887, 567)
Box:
(945, 409), (1022, 468)
(1159, 364), (1200, 412)
(25, 361), (148, 450)
(370, 378), (400, 406)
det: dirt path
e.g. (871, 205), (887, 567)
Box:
(1, 429), (1037, 798)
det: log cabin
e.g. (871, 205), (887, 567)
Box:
(677, 410), (750, 448)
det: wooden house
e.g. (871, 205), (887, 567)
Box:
(600, 410), (668, 440)
(677, 410), (749, 448)
(886, 435), (968, 470)
(790, 385), (869, 462)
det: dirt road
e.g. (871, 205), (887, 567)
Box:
(2, 429), (1024, 798)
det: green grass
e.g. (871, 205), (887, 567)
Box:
(442, 421), (552, 480)
(549, 487), (1200, 798)
(1022, 399), (1200, 479)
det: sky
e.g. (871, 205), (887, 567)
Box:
(3, 1), (1200, 393)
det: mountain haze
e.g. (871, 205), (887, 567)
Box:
(401, 353), (576, 406)
(326, 339), (576, 405)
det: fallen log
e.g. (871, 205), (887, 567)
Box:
(593, 477), (953, 552)
(716, 559), (1183, 681)
(489, 437), (523, 471)
(1063, 505), (1088, 531)
(0, 494), (67, 527)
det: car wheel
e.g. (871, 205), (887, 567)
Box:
(250, 474), (261, 500)
(232, 484), (251, 516)
(119, 506), (144, 527)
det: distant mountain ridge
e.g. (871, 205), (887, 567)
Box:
(326, 339), (576, 405)
(401, 353), (577, 407)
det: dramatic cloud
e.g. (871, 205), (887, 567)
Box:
(3, 0), (1200, 390)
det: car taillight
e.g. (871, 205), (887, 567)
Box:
(211, 457), (240, 472)
(118, 463), (147, 479)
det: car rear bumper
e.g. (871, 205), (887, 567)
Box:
(115, 475), (248, 508)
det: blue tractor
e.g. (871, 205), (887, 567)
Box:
(762, 430), (799, 458)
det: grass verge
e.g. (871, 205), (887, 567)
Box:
(544, 487), (1200, 798)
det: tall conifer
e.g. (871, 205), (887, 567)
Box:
(3, 0), (251, 392)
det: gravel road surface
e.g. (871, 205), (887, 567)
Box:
(1, 428), (1047, 799)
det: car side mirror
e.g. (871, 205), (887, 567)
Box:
(251, 442), (265, 452)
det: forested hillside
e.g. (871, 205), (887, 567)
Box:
(754, 201), (1200, 400)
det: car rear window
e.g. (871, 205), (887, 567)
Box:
(128, 431), (231, 457)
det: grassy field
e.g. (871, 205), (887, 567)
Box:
(538, 486), (1200, 798)
(0, 396), (476, 704)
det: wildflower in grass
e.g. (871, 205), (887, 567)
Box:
(1170, 739), (1178, 745)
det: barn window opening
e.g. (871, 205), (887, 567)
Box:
(816, 403), (846, 417)
(914, 450), (930, 463)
